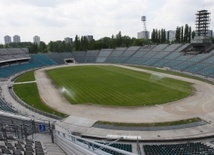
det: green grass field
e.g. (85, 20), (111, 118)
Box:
(46, 65), (192, 106)
(15, 70), (36, 82)
(13, 71), (67, 117)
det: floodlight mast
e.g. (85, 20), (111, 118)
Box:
(195, 10), (211, 37)
(141, 16), (149, 40)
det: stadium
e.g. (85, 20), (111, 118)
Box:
(1, 11), (214, 155)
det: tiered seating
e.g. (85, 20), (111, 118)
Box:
(0, 138), (46, 155)
(85, 50), (99, 63)
(0, 48), (30, 63)
(0, 98), (17, 114)
(105, 48), (126, 63)
(77, 138), (132, 155)
(32, 54), (56, 66)
(143, 142), (214, 155)
(96, 49), (113, 63)
(2, 45), (214, 80)
(163, 44), (182, 52)
(160, 44), (190, 69)
(0, 54), (56, 78)
(127, 45), (156, 64)
(114, 143), (132, 152)
(96, 141), (132, 155)
(101, 142), (132, 154)
(45, 52), (73, 65)
(183, 53), (212, 73)
(136, 44), (169, 66)
(116, 46), (140, 63)
(72, 51), (86, 63)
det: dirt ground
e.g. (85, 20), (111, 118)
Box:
(34, 64), (214, 123)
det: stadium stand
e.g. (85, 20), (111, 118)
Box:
(0, 51), (56, 78)
(3, 46), (214, 154)
(0, 97), (17, 114)
(45, 52), (74, 65)
(116, 46), (140, 63)
(2, 45), (214, 81)
(85, 50), (100, 63)
(96, 49), (113, 63)
(72, 51), (86, 63)
(127, 45), (156, 65)
(0, 48), (30, 64)
(143, 142), (214, 155)
(54, 123), (136, 155)
(97, 142), (132, 154)
(105, 48), (127, 63)
(0, 139), (47, 155)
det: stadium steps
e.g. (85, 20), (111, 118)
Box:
(44, 142), (66, 155)
(181, 53), (214, 72)
(152, 44), (184, 67)
(132, 45), (157, 64)
(149, 51), (175, 67)
(120, 46), (142, 64)
(164, 54), (194, 70)
(112, 48), (128, 63)
(204, 44), (214, 53)
(32, 134), (66, 155)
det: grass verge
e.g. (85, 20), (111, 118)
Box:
(15, 70), (36, 82)
(14, 72), (67, 118)
(96, 117), (203, 127)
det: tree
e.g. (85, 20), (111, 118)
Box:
(175, 27), (181, 43)
(74, 35), (80, 51)
(151, 29), (156, 43)
(132, 39), (145, 46)
(39, 41), (47, 53)
(188, 27), (192, 43)
(184, 24), (189, 43)
(192, 31), (196, 40)
(180, 26), (184, 43)
(30, 43), (39, 53)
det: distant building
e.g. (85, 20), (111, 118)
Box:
(85, 35), (93, 41)
(13, 35), (21, 43)
(4, 35), (12, 45)
(208, 30), (213, 38)
(33, 35), (40, 44)
(64, 37), (73, 44)
(166, 30), (176, 42)
(137, 31), (150, 40)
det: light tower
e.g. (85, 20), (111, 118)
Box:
(195, 10), (210, 37)
(186, 10), (212, 54)
(141, 16), (149, 40)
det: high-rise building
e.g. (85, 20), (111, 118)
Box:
(85, 35), (93, 41)
(13, 35), (21, 43)
(166, 30), (176, 42)
(137, 31), (150, 39)
(208, 30), (213, 38)
(4, 35), (12, 45)
(33, 35), (40, 44)
(64, 37), (73, 44)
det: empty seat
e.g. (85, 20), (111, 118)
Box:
(13, 149), (22, 155)
(2, 148), (11, 154)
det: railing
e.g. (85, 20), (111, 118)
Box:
(54, 129), (137, 155)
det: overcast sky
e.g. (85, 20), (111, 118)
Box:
(0, 0), (213, 44)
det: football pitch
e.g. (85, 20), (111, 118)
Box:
(45, 65), (192, 106)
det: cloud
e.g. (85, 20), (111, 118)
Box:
(0, 0), (213, 44)
(149, 0), (214, 31)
